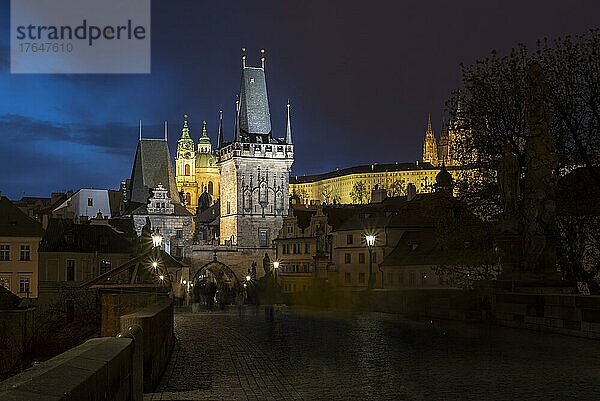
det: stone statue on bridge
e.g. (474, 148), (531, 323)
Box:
(263, 253), (271, 276)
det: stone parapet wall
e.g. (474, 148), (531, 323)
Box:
(120, 300), (174, 392)
(0, 299), (174, 400)
(0, 336), (136, 401)
(494, 293), (600, 339)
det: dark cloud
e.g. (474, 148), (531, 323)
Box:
(1, 0), (600, 197)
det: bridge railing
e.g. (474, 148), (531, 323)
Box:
(0, 299), (174, 401)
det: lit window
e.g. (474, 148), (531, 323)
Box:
(19, 277), (30, 294)
(20, 245), (31, 261)
(259, 229), (269, 247)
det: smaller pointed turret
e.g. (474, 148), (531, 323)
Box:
(217, 109), (224, 149)
(285, 99), (293, 144)
(176, 114), (195, 159)
(233, 98), (240, 142)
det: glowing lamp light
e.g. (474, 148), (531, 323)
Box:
(273, 261), (280, 270)
(152, 261), (158, 269)
(243, 283), (247, 288)
(159, 275), (165, 281)
(151, 230), (163, 248)
(365, 234), (376, 247)
(183, 280), (187, 285)
(246, 275), (251, 282)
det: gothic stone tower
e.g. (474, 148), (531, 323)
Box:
(217, 50), (294, 249)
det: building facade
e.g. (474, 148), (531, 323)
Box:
(51, 189), (112, 221)
(0, 197), (44, 298)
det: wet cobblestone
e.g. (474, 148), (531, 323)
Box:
(146, 307), (600, 400)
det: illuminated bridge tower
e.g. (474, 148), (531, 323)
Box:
(217, 49), (294, 249)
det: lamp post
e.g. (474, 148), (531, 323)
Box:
(273, 260), (280, 281)
(365, 234), (376, 290)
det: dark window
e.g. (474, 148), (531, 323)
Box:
(344, 272), (352, 283)
(346, 234), (353, 245)
(359, 252), (365, 264)
(259, 229), (269, 247)
(176, 229), (183, 239)
(305, 243), (309, 254)
(344, 253), (351, 264)
(87, 197), (93, 207)
(208, 181), (214, 195)
(0, 245), (10, 261)
(99, 260), (111, 275)
(66, 260), (75, 281)
(20, 245), (31, 261)
(175, 246), (184, 258)
(358, 272), (366, 283)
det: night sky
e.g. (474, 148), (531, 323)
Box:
(1, 1), (599, 199)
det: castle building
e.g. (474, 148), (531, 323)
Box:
(217, 52), (294, 249)
(175, 116), (220, 214)
(289, 114), (467, 206)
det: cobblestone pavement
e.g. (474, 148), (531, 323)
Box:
(146, 307), (600, 400)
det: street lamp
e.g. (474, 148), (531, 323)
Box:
(273, 260), (280, 280)
(365, 234), (376, 289)
(246, 275), (251, 282)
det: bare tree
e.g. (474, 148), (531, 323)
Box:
(349, 181), (368, 204)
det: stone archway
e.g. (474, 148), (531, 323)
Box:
(191, 260), (242, 306)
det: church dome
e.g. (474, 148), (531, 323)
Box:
(195, 152), (217, 168)
(435, 164), (453, 190)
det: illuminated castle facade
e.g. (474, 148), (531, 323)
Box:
(289, 115), (465, 205)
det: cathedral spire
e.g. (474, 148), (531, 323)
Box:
(422, 113), (438, 165)
(426, 113), (434, 139)
(217, 109), (224, 149)
(285, 99), (293, 144)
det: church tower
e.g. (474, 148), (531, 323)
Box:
(422, 114), (439, 166)
(194, 120), (220, 203)
(217, 49), (294, 249)
(175, 115), (199, 212)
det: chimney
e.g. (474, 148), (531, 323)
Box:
(370, 184), (387, 203)
(407, 183), (417, 201)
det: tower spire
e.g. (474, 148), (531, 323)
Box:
(217, 109), (224, 149)
(201, 120), (208, 139)
(234, 98), (240, 142)
(285, 99), (293, 144)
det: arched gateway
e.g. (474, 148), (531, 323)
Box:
(190, 260), (242, 306)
